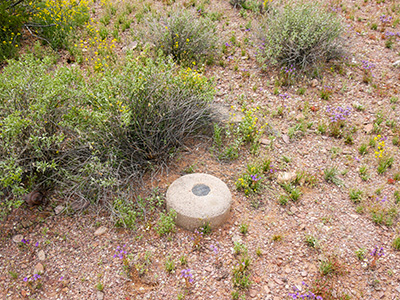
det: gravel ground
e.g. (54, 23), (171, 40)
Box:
(1, 0), (400, 299)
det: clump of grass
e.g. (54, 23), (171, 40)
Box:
(272, 234), (283, 241)
(256, 2), (344, 74)
(179, 255), (188, 265)
(349, 189), (363, 203)
(229, 0), (246, 9)
(358, 143), (368, 155)
(359, 165), (370, 181)
(319, 256), (344, 276)
(355, 248), (366, 260)
(319, 260), (334, 275)
(377, 156), (394, 174)
(395, 191), (400, 204)
(324, 167), (343, 186)
(305, 235), (319, 248)
(370, 207), (397, 227)
(278, 194), (289, 206)
(233, 241), (248, 256)
(239, 223), (249, 235)
(143, 9), (219, 65)
(393, 237), (400, 250)
(164, 256), (175, 273)
(232, 242), (251, 297)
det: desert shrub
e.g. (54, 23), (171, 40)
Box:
(28, 0), (90, 50)
(97, 53), (215, 164)
(0, 0), (90, 62)
(0, 53), (214, 219)
(143, 10), (219, 65)
(229, 0), (246, 9)
(0, 55), (88, 199)
(256, 2), (344, 74)
(0, 2), (26, 62)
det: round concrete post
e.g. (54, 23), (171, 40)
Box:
(166, 173), (232, 231)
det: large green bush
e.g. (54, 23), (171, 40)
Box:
(0, 2), (26, 62)
(29, 0), (90, 50)
(0, 0), (90, 63)
(0, 53), (214, 218)
(256, 2), (344, 73)
(143, 10), (219, 65)
(0, 55), (87, 198)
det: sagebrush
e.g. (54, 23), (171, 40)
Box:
(256, 2), (344, 73)
(143, 10), (219, 65)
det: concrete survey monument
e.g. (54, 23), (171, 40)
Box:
(166, 173), (232, 231)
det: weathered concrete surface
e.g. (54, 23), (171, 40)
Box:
(166, 173), (232, 231)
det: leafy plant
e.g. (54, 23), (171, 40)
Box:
(96, 282), (104, 291)
(0, 53), (215, 219)
(22, 0), (90, 51)
(236, 163), (264, 196)
(156, 210), (177, 236)
(0, 2), (25, 62)
(355, 248), (366, 260)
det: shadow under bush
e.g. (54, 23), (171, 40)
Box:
(256, 1), (344, 74)
(0, 53), (215, 218)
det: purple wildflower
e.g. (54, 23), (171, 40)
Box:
(371, 246), (384, 257)
(361, 60), (375, 70)
(114, 244), (127, 259)
(21, 238), (30, 244)
(33, 274), (41, 281)
(380, 15), (392, 23)
(210, 244), (219, 254)
(278, 93), (289, 99)
(326, 106), (351, 123)
(181, 268), (194, 283)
